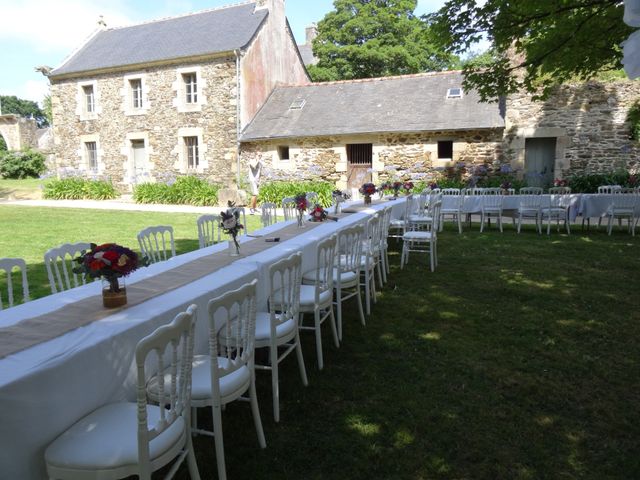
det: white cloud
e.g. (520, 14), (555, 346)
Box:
(0, 0), (134, 54)
(22, 80), (50, 105)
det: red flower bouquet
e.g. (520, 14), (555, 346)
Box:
(310, 204), (329, 222)
(220, 206), (244, 255)
(73, 243), (146, 293)
(359, 183), (377, 196)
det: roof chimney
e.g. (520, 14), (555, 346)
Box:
(305, 23), (318, 44)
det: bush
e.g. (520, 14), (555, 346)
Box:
(257, 180), (334, 207)
(0, 149), (46, 179)
(43, 178), (118, 200)
(627, 100), (640, 142)
(567, 171), (636, 193)
(133, 176), (220, 206)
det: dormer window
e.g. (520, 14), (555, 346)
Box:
(446, 88), (463, 99)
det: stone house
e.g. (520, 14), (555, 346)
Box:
(240, 71), (640, 190)
(47, 0), (309, 189)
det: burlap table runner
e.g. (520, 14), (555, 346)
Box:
(342, 199), (391, 213)
(0, 218), (336, 359)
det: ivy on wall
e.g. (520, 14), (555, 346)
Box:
(627, 100), (640, 141)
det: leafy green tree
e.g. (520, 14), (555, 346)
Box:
(0, 95), (49, 128)
(308, 0), (460, 81)
(0, 135), (7, 152)
(43, 94), (53, 126)
(429, 0), (634, 101)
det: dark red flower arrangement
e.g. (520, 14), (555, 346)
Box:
(403, 181), (414, 192)
(294, 193), (308, 212)
(554, 178), (568, 187)
(359, 183), (377, 196)
(310, 204), (328, 222)
(74, 243), (147, 292)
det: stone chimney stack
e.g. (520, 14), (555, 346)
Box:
(305, 23), (318, 44)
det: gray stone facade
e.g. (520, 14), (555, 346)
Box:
(242, 79), (640, 187)
(505, 79), (640, 178)
(240, 129), (504, 188)
(51, 58), (239, 189)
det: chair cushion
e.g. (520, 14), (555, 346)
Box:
(403, 231), (434, 241)
(254, 311), (296, 342)
(299, 284), (331, 309)
(45, 402), (185, 471)
(408, 214), (433, 223)
(188, 355), (251, 402)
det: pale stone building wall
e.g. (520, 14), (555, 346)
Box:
(505, 79), (640, 177)
(51, 57), (239, 189)
(0, 115), (38, 151)
(240, 129), (504, 188)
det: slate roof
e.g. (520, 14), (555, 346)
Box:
(297, 44), (317, 66)
(51, 2), (267, 77)
(241, 71), (505, 141)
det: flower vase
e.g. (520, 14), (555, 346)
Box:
(334, 201), (341, 214)
(297, 210), (306, 228)
(364, 194), (372, 205)
(228, 238), (240, 257)
(102, 277), (127, 308)
(392, 192), (398, 200)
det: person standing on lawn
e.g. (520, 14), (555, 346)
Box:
(248, 159), (263, 214)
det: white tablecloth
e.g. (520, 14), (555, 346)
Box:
(440, 194), (582, 221)
(0, 198), (404, 479)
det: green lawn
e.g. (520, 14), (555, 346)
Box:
(0, 205), (263, 300)
(2, 206), (639, 478)
(0, 178), (43, 199)
(184, 225), (640, 480)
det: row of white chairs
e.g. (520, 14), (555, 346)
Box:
(42, 204), (396, 480)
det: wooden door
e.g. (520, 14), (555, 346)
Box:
(524, 137), (556, 188)
(131, 139), (147, 181)
(346, 144), (372, 191)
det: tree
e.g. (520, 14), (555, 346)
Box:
(429, 0), (634, 101)
(0, 95), (49, 128)
(43, 94), (53, 126)
(307, 0), (460, 82)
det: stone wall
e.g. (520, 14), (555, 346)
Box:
(51, 57), (239, 190)
(240, 129), (504, 188)
(0, 115), (37, 151)
(505, 79), (640, 177)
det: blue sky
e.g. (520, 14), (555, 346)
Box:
(0, 0), (447, 106)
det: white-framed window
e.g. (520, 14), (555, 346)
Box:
(83, 86), (95, 113)
(183, 73), (198, 104)
(122, 74), (150, 116)
(446, 88), (463, 99)
(184, 136), (199, 169)
(85, 141), (97, 170)
(173, 67), (206, 112)
(78, 135), (101, 172)
(76, 80), (100, 120)
(174, 128), (207, 172)
(130, 79), (143, 109)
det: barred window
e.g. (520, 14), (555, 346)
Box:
(184, 136), (199, 169)
(85, 141), (97, 170)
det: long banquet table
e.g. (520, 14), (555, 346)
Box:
(0, 198), (406, 479)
